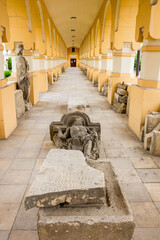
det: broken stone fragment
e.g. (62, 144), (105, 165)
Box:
(117, 88), (128, 96)
(24, 150), (106, 210)
(113, 99), (126, 114)
(117, 82), (128, 90)
(15, 90), (25, 119)
(150, 130), (160, 156)
(145, 113), (160, 134)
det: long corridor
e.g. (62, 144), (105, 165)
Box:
(0, 68), (160, 240)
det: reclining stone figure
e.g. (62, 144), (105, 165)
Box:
(50, 112), (101, 160)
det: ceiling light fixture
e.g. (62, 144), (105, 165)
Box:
(71, 29), (75, 32)
(71, 17), (77, 19)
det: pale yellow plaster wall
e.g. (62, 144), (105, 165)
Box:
(0, 84), (17, 139)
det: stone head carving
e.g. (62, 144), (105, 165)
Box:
(16, 44), (24, 56)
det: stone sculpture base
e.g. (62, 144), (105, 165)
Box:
(37, 160), (135, 240)
(25, 101), (32, 111)
(15, 90), (25, 119)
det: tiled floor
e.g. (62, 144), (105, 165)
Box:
(0, 67), (160, 240)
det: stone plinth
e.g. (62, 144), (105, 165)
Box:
(150, 130), (160, 156)
(25, 150), (106, 210)
(15, 90), (25, 119)
(68, 96), (88, 112)
(37, 160), (135, 240)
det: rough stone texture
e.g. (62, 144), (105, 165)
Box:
(61, 66), (65, 73)
(150, 130), (160, 156)
(101, 82), (108, 96)
(83, 68), (87, 75)
(50, 112), (101, 160)
(145, 113), (160, 134)
(68, 96), (87, 112)
(113, 99), (126, 114)
(117, 88), (128, 96)
(15, 90), (25, 119)
(37, 160), (135, 240)
(16, 44), (32, 111)
(53, 74), (58, 82)
(117, 83), (128, 90)
(25, 150), (106, 210)
(143, 113), (160, 152)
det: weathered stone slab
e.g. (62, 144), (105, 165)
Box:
(117, 88), (128, 96)
(145, 113), (160, 134)
(25, 150), (106, 210)
(113, 99), (126, 114)
(37, 160), (135, 240)
(150, 130), (160, 156)
(15, 90), (25, 119)
(68, 96), (88, 112)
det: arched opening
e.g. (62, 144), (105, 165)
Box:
(25, 0), (32, 33)
(101, 0), (112, 54)
(91, 28), (95, 57)
(95, 19), (101, 56)
(37, 0), (45, 43)
(47, 19), (52, 48)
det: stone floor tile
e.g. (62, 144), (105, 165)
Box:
(108, 158), (134, 170)
(104, 148), (128, 158)
(152, 156), (160, 168)
(1, 170), (32, 185)
(42, 141), (55, 149)
(9, 230), (38, 240)
(37, 149), (50, 158)
(34, 159), (45, 170)
(16, 148), (40, 159)
(0, 185), (27, 203)
(0, 148), (20, 159)
(155, 202), (160, 213)
(10, 158), (36, 170)
(145, 183), (160, 201)
(125, 147), (148, 157)
(28, 170), (38, 184)
(0, 170), (6, 181)
(120, 183), (152, 202)
(130, 157), (158, 169)
(0, 231), (10, 240)
(130, 202), (160, 227)
(115, 169), (142, 183)
(122, 140), (143, 148)
(0, 204), (20, 230)
(13, 204), (38, 230)
(0, 159), (13, 170)
(137, 169), (160, 183)
(133, 228), (160, 240)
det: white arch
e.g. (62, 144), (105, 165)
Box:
(48, 19), (52, 48)
(37, 0), (45, 42)
(115, 0), (121, 32)
(101, 0), (110, 42)
(25, 0), (32, 32)
(95, 19), (100, 48)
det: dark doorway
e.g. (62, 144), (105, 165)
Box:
(70, 59), (76, 67)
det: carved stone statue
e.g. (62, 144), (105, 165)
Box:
(16, 44), (32, 111)
(50, 112), (101, 160)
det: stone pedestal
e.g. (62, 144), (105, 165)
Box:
(15, 90), (25, 119)
(36, 159), (135, 240)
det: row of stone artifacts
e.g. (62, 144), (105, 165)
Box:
(14, 44), (65, 119)
(113, 82), (128, 114)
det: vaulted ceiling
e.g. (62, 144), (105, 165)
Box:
(43, 0), (104, 48)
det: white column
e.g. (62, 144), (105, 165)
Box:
(112, 43), (135, 76)
(140, 39), (160, 82)
(101, 51), (113, 71)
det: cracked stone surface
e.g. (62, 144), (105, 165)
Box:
(25, 150), (106, 210)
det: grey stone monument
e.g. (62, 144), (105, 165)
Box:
(50, 112), (101, 160)
(16, 44), (32, 111)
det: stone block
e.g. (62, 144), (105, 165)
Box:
(113, 99), (126, 114)
(15, 90), (25, 119)
(117, 88), (128, 96)
(145, 113), (160, 134)
(117, 83), (128, 90)
(37, 160), (135, 240)
(68, 97), (87, 112)
(150, 130), (160, 156)
(25, 150), (106, 210)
